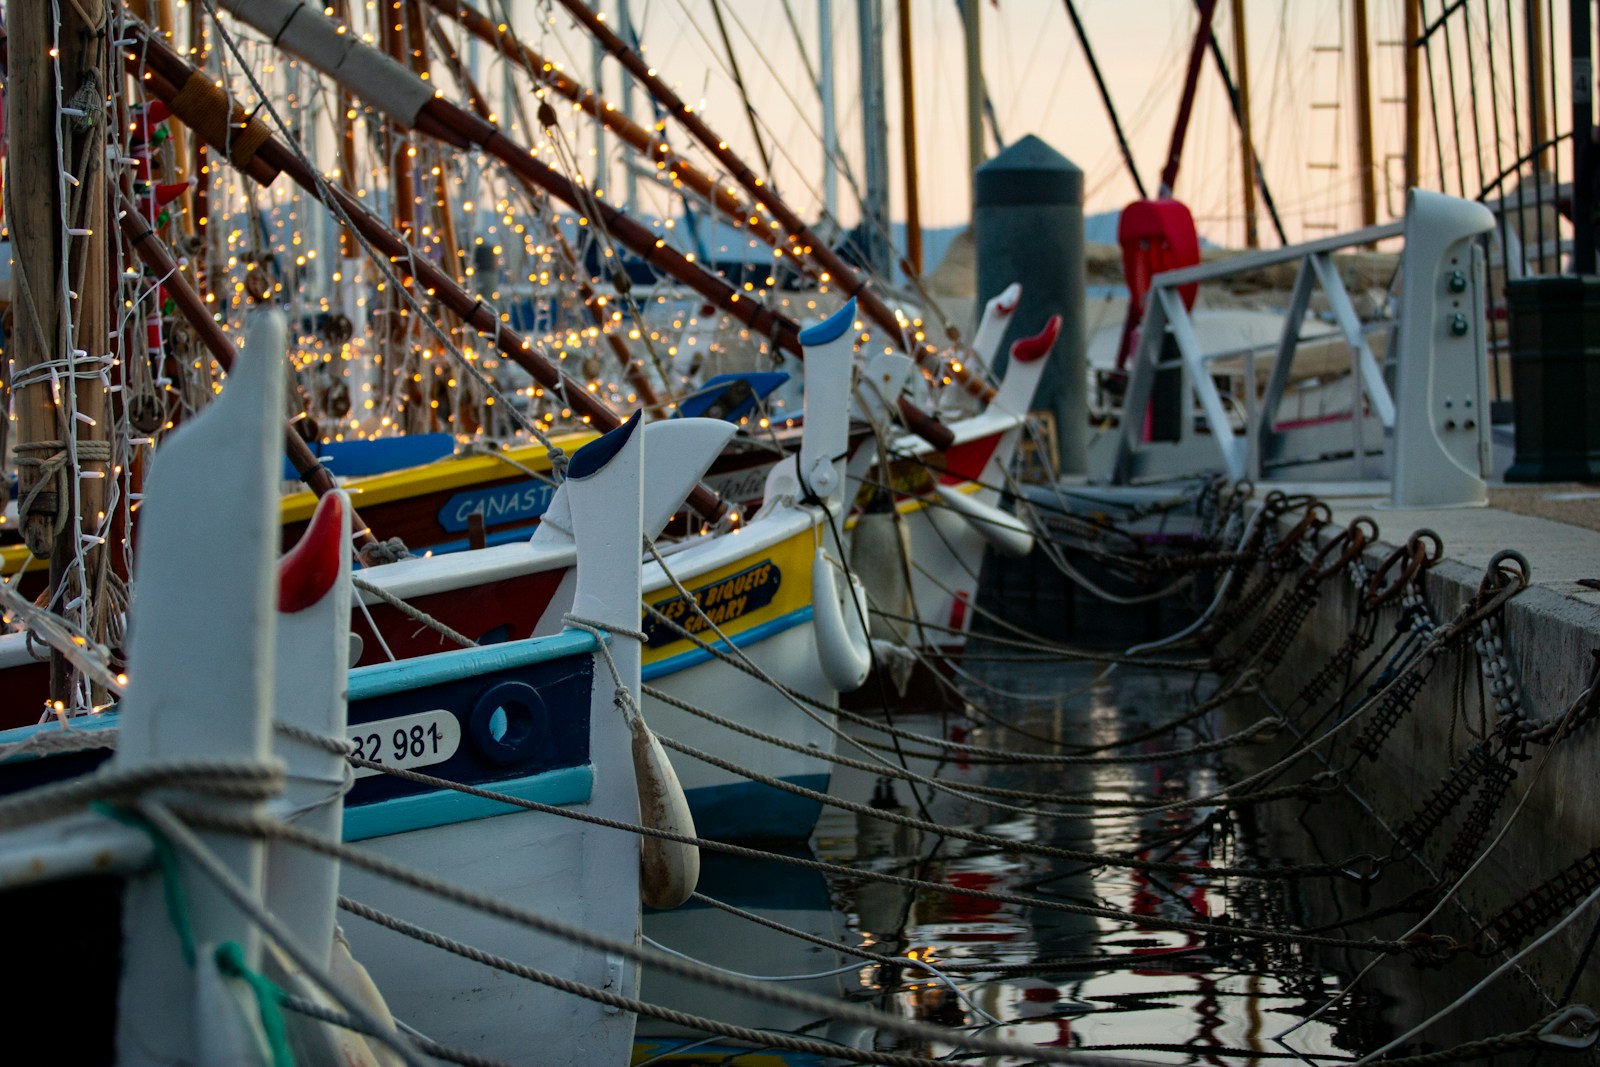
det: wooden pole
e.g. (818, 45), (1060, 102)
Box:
(1351, 0), (1379, 228)
(1526, 0), (1552, 173)
(1405, 0), (1422, 192)
(1228, 0), (1258, 247)
(897, 0), (923, 275)
(9, 0), (113, 704)
(962, 0), (984, 176)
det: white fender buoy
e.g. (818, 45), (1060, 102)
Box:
(934, 485), (1035, 558)
(812, 549), (872, 693)
(328, 931), (408, 1067)
(633, 716), (700, 910)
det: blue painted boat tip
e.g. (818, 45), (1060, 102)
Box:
(567, 410), (640, 480)
(798, 298), (856, 347)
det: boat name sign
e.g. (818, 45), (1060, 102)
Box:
(349, 708), (463, 778)
(439, 480), (559, 532)
(643, 559), (782, 646)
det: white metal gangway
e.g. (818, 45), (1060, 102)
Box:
(1098, 190), (1495, 509)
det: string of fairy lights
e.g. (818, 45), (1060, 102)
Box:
(2, 0), (987, 714)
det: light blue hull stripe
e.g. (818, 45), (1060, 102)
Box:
(343, 764), (593, 842)
(642, 607), (813, 682)
(349, 630), (602, 700)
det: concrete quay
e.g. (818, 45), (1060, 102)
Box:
(1235, 482), (1600, 1019)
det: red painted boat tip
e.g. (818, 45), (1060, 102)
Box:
(1011, 315), (1061, 363)
(278, 493), (344, 614)
(996, 296), (1019, 315)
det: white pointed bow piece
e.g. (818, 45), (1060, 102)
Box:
(533, 418), (737, 547)
(113, 307), (289, 1063)
(267, 489), (354, 956)
(991, 313), (1059, 419)
(796, 298), (858, 505)
(564, 413), (699, 910)
(971, 281), (1023, 369)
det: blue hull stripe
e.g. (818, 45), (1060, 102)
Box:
(343, 764), (594, 841)
(349, 630), (602, 700)
(642, 607), (813, 682)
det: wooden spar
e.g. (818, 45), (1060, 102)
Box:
(117, 200), (381, 551)
(418, 0), (761, 242)
(1351, 0), (1378, 230)
(382, 0), (419, 240)
(896, 0), (923, 275)
(1159, 0), (1220, 196)
(1228, 0), (1258, 248)
(133, 22), (956, 450)
(539, 0), (995, 403)
(426, 13), (664, 411)
(130, 37), (744, 517)
(1404, 0), (1421, 193)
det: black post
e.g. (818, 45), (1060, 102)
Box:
(1574, 0), (1596, 274)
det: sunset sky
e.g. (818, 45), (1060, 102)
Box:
(489, 0), (1569, 252)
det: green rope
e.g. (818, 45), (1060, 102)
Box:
(94, 802), (195, 966)
(216, 941), (295, 1067)
(94, 803), (296, 1067)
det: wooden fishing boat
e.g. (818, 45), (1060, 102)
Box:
(347, 302), (874, 841)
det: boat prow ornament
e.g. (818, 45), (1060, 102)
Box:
(532, 415), (736, 545)
(991, 313), (1060, 418)
(970, 281), (1023, 368)
(564, 412), (700, 909)
(791, 298), (858, 507)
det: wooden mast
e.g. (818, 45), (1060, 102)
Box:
(1351, 0), (1379, 229)
(1404, 0), (1421, 192)
(1228, 0), (1258, 247)
(9, 0), (113, 704)
(896, 0), (923, 275)
(1526, 0), (1552, 173)
(962, 0), (984, 176)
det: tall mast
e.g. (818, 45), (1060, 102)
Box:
(896, 0), (923, 274)
(9, 0), (113, 705)
(963, 0), (984, 179)
(1404, 0), (1421, 192)
(857, 0), (892, 276)
(1351, 0), (1378, 228)
(1526, 0), (1552, 174)
(819, 0), (839, 221)
(618, 0), (639, 211)
(591, 2), (607, 194)
(1228, 0), (1258, 247)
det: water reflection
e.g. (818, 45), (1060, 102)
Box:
(635, 662), (1396, 1065)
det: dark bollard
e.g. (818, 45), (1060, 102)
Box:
(974, 135), (1087, 473)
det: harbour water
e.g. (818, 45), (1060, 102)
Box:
(633, 642), (1573, 1066)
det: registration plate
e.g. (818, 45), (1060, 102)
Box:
(348, 709), (462, 779)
